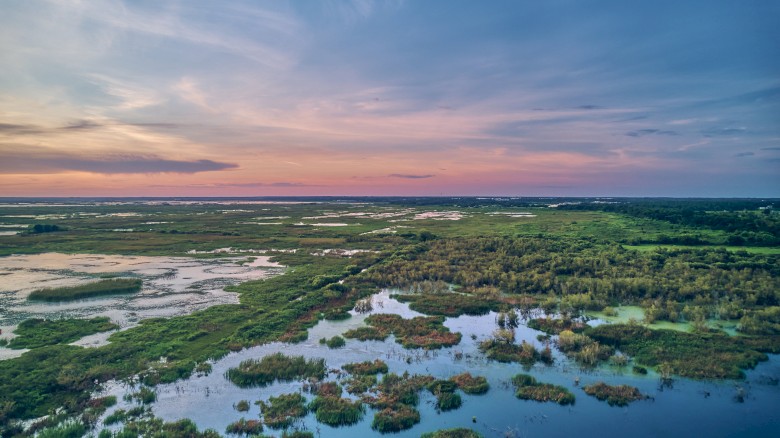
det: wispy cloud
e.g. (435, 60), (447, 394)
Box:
(0, 145), (237, 174)
(388, 173), (435, 179)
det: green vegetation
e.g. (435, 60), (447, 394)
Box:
(28, 278), (142, 302)
(528, 317), (586, 334)
(421, 428), (483, 438)
(27, 224), (63, 234)
(129, 386), (156, 404)
(427, 379), (463, 411)
(371, 404), (420, 434)
(511, 374), (575, 405)
(450, 373), (489, 394)
(479, 330), (540, 364)
(319, 335), (346, 349)
(588, 323), (778, 379)
(1, 198), (778, 434)
(35, 421), (85, 438)
(308, 395), (364, 427)
(8, 317), (118, 349)
(258, 393), (308, 429)
(225, 353), (326, 388)
(582, 382), (647, 406)
(345, 314), (461, 349)
(224, 418), (263, 435)
(234, 400), (249, 412)
(342, 359), (388, 375)
(344, 374), (377, 395)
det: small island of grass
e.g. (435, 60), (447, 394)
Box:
(344, 314), (461, 349)
(258, 392), (308, 429)
(450, 372), (490, 394)
(421, 428), (483, 438)
(342, 359), (388, 375)
(28, 278), (142, 302)
(225, 353), (326, 388)
(583, 382), (647, 407)
(511, 374), (575, 405)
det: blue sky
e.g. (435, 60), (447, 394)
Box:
(0, 0), (778, 196)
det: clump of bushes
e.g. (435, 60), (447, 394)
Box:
(449, 373), (489, 394)
(342, 359), (388, 375)
(479, 330), (540, 365)
(583, 382), (647, 406)
(511, 374), (575, 405)
(557, 330), (613, 367)
(258, 393), (308, 429)
(225, 353), (326, 388)
(234, 400), (250, 412)
(345, 374), (377, 395)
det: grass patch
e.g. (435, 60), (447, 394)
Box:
(393, 293), (500, 317)
(583, 382), (647, 406)
(342, 359), (388, 375)
(225, 353), (326, 388)
(258, 392), (308, 429)
(8, 317), (118, 349)
(308, 395), (364, 427)
(421, 428), (483, 438)
(344, 314), (461, 349)
(371, 404), (420, 433)
(319, 335), (346, 349)
(28, 278), (142, 302)
(225, 418), (263, 435)
(479, 338), (540, 364)
(511, 374), (575, 405)
(450, 373), (489, 394)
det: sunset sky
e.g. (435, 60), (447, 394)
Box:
(1, 0), (778, 197)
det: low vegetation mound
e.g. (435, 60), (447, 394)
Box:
(449, 373), (489, 394)
(28, 278), (142, 302)
(342, 359), (388, 375)
(371, 404), (421, 433)
(308, 395), (364, 427)
(582, 382), (647, 406)
(258, 393), (308, 429)
(8, 317), (118, 349)
(511, 374), (575, 405)
(225, 418), (263, 435)
(479, 334), (542, 365)
(421, 428), (483, 438)
(344, 314), (461, 349)
(225, 353), (326, 388)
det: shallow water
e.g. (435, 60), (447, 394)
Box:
(98, 291), (780, 437)
(0, 253), (284, 348)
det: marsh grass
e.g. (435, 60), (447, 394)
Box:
(28, 278), (142, 302)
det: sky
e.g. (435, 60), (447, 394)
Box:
(0, 0), (778, 197)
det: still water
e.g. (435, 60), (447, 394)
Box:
(100, 291), (780, 438)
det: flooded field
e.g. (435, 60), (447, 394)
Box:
(0, 253), (284, 351)
(97, 291), (780, 438)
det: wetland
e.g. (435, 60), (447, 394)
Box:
(0, 197), (778, 437)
